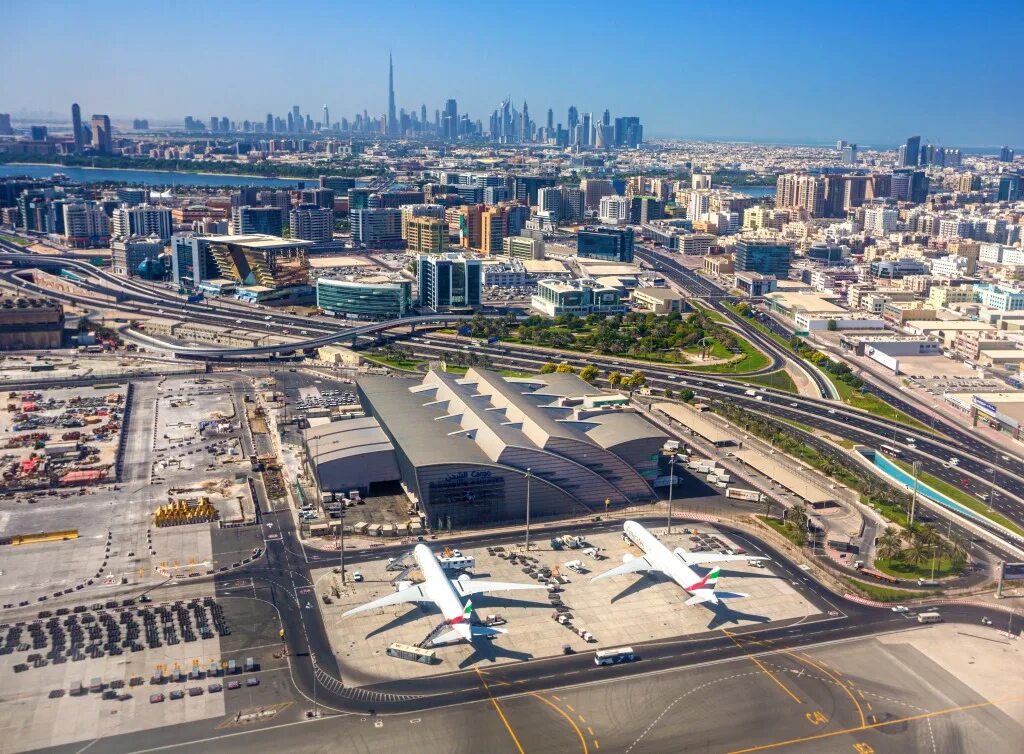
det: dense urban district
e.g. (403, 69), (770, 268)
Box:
(0, 79), (1022, 754)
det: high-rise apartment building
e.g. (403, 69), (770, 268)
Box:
(481, 205), (512, 254)
(734, 239), (792, 277)
(577, 226), (635, 262)
(62, 202), (111, 248)
(775, 173), (826, 217)
(230, 206), (283, 236)
(71, 103), (83, 154)
(0, 113), (12, 136)
(352, 208), (403, 247)
(406, 216), (447, 254)
(90, 114), (112, 154)
(417, 253), (482, 310)
(112, 204), (172, 241)
(899, 135), (921, 167)
(289, 204), (334, 244)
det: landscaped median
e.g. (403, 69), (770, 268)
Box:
(726, 302), (932, 431)
(887, 456), (1024, 539)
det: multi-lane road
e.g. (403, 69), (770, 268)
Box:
(5, 237), (1024, 533)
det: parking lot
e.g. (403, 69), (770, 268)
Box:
(0, 586), (290, 751)
(316, 526), (819, 684)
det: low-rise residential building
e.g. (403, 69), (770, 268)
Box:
(927, 284), (975, 310)
(974, 283), (1024, 312)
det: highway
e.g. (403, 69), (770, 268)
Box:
(5, 237), (1024, 528)
(385, 333), (1024, 534)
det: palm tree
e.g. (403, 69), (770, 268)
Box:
(876, 527), (904, 561)
(904, 539), (929, 567)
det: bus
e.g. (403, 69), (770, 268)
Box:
(880, 444), (902, 456)
(387, 643), (436, 664)
(917, 611), (943, 624)
(594, 646), (636, 666)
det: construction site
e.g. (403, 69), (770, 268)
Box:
(0, 384), (126, 495)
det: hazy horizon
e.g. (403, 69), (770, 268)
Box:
(2, 0), (1021, 147)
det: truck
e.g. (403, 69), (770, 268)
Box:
(486, 336), (500, 345)
(564, 560), (585, 573)
(726, 487), (764, 503)
(663, 440), (680, 452)
(744, 389), (757, 396)
(694, 463), (713, 474)
(186, 293), (204, 304)
(557, 535), (585, 549)
(706, 473), (719, 484)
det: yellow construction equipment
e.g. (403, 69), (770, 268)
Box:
(153, 497), (218, 527)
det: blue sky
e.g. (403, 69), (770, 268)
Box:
(3, 0), (1021, 147)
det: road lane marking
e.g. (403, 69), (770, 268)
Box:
(474, 668), (524, 754)
(724, 696), (1024, 754)
(722, 628), (801, 704)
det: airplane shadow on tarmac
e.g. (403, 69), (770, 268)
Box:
(362, 594), (553, 640)
(457, 638), (533, 669)
(701, 602), (771, 630)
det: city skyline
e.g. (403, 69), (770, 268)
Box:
(3, 0), (1022, 146)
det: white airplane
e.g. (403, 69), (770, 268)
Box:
(592, 520), (769, 606)
(343, 543), (545, 644)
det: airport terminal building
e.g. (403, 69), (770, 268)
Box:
(306, 367), (666, 527)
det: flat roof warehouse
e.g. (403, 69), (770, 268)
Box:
(307, 368), (668, 528)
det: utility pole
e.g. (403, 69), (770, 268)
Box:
(524, 467), (532, 552)
(667, 455), (676, 534)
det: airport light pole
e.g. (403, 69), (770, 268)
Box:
(524, 468), (532, 552)
(667, 455), (676, 535)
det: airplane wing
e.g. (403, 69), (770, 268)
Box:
(342, 584), (431, 617)
(685, 589), (748, 606)
(590, 555), (656, 582)
(678, 552), (768, 566)
(452, 578), (547, 597)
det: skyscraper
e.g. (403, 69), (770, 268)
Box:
(322, 105), (330, 130)
(0, 113), (11, 136)
(567, 106), (579, 134)
(899, 135), (921, 167)
(443, 99), (458, 141)
(546, 109), (554, 131)
(71, 103), (83, 154)
(581, 112), (592, 147)
(387, 53), (398, 137)
(521, 100), (529, 142)
(90, 114), (112, 154)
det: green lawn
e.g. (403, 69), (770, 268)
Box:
(686, 336), (771, 374)
(361, 354), (425, 372)
(683, 341), (733, 359)
(0, 234), (32, 247)
(843, 578), (935, 602)
(757, 515), (806, 546)
(874, 555), (958, 580)
(745, 370), (797, 393)
(689, 301), (728, 324)
(891, 458), (1024, 537)
(833, 379), (932, 432)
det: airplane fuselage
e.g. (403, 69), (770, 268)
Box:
(623, 520), (706, 594)
(414, 543), (469, 626)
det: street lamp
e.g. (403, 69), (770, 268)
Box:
(667, 455), (676, 535)
(524, 467), (532, 552)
